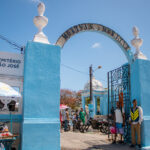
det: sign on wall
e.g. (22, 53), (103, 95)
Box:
(0, 51), (24, 77)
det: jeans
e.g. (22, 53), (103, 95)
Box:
(64, 120), (69, 131)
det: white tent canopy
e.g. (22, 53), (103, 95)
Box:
(0, 82), (21, 97)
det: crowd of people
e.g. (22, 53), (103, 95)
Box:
(60, 107), (87, 132)
(60, 98), (143, 148)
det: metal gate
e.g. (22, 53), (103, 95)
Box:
(107, 64), (131, 142)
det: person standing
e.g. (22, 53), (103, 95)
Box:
(79, 108), (86, 124)
(60, 111), (62, 128)
(72, 110), (79, 131)
(130, 99), (143, 148)
(64, 108), (70, 131)
(113, 101), (125, 143)
(75, 109), (79, 121)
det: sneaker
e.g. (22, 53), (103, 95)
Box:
(138, 145), (141, 148)
(130, 144), (135, 148)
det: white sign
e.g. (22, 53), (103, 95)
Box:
(0, 51), (24, 76)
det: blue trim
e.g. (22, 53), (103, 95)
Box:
(0, 114), (22, 122)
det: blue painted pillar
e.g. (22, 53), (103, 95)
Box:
(104, 94), (108, 115)
(94, 96), (97, 115)
(100, 94), (108, 115)
(131, 59), (150, 149)
(88, 104), (94, 118)
(22, 41), (61, 150)
(100, 96), (104, 115)
(92, 96), (96, 117)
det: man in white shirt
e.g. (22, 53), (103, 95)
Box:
(130, 99), (143, 148)
(113, 101), (125, 143)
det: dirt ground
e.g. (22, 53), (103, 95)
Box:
(61, 131), (135, 150)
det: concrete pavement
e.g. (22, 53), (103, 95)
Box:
(61, 131), (135, 150)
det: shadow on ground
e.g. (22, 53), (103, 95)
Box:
(62, 143), (136, 150)
(86, 143), (136, 150)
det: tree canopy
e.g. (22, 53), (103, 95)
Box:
(60, 89), (81, 109)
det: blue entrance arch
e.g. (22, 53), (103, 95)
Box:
(22, 22), (150, 149)
(56, 23), (134, 63)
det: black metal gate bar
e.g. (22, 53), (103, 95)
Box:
(107, 64), (131, 142)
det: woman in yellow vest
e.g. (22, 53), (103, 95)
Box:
(130, 99), (143, 148)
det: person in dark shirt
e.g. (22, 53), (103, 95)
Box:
(64, 108), (70, 131)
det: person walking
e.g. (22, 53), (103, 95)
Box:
(113, 101), (125, 144)
(72, 110), (79, 131)
(130, 99), (143, 148)
(64, 108), (70, 131)
(79, 108), (86, 124)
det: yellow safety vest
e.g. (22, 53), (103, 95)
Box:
(130, 107), (139, 122)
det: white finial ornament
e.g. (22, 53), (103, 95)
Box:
(131, 26), (147, 60)
(33, 2), (50, 44)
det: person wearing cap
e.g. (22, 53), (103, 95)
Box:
(130, 99), (143, 148)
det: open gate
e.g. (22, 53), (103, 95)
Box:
(107, 64), (131, 142)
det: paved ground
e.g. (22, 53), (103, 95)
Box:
(61, 131), (135, 150)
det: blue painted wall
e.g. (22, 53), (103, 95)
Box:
(100, 94), (108, 116)
(0, 114), (22, 122)
(131, 59), (150, 148)
(82, 92), (108, 117)
(94, 96), (98, 115)
(22, 41), (61, 150)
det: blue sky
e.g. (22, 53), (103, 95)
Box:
(0, 0), (150, 91)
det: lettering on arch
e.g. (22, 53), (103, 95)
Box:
(56, 23), (130, 51)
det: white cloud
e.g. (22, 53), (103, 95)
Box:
(31, 0), (41, 3)
(91, 42), (101, 48)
